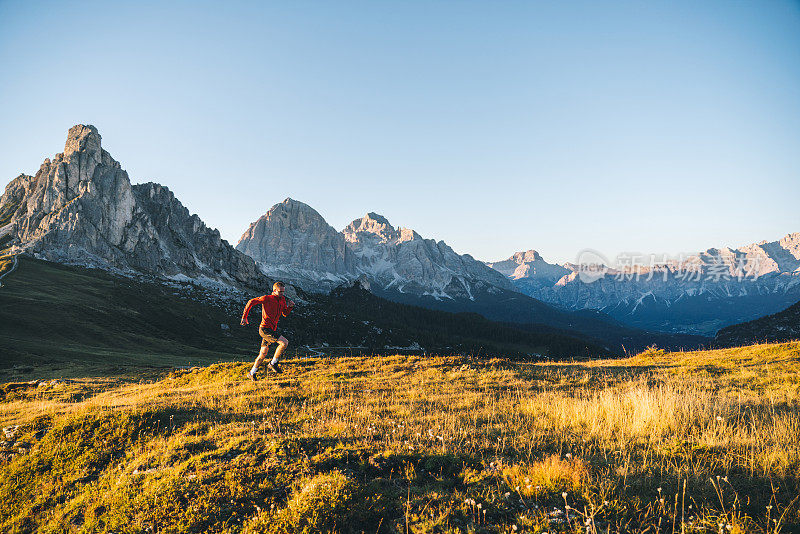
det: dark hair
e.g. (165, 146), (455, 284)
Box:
(272, 281), (285, 290)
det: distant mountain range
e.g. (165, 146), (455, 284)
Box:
(0, 125), (701, 355)
(234, 199), (705, 349)
(236, 199), (513, 297)
(486, 239), (800, 336)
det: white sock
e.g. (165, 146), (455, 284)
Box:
(270, 356), (279, 365)
(250, 364), (259, 374)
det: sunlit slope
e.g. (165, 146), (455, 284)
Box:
(1, 342), (798, 533)
(580, 341), (800, 395)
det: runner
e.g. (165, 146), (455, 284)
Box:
(240, 281), (295, 379)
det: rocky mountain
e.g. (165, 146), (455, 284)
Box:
(236, 199), (354, 291)
(0, 124), (706, 353)
(715, 298), (800, 347)
(0, 124), (732, 352)
(343, 212), (515, 297)
(488, 236), (800, 336)
(236, 200), (515, 297)
(0, 125), (266, 289)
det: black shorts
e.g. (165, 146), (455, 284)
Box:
(259, 326), (283, 347)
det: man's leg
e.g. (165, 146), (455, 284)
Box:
(271, 336), (289, 364)
(250, 343), (272, 379)
(267, 337), (289, 373)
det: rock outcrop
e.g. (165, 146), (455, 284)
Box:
(0, 125), (266, 288)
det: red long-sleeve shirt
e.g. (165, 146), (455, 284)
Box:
(241, 294), (293, 330)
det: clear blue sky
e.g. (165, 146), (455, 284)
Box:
(1, 0), (799, 264)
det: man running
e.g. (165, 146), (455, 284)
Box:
(241, 281), (295, 379)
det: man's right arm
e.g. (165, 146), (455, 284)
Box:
(240, 296), (265, 325)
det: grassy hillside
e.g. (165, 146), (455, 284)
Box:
(715, 299), (800, 347)
(0, 257), (256, 378)
(1, 342), (798, 533)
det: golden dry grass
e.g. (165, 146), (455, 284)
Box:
(0, 342), (798, 533)
(502, 455), (590, 498)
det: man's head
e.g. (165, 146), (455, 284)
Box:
(271, 281), (285, 296)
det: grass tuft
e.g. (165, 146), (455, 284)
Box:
(262, 470), (358, 533)
(503, 454), (590, 497)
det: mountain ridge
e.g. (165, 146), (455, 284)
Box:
(0, 125), (729, 347)
(232, 198), (708, 350)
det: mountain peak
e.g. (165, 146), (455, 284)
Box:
(274, 198), (316, 212)
(486, 249), (570, 283)
(344, 212), (397, 242)
(257, 198), (319, 220)
(258, 198), (329, 228)
(64, 124), (101, 157)
(397, 227), (421, 242)
(364, 212), (391, 225)
(511, 250), (544, 263)
(236, 197), (352, 279)
(780, 232), (800, 257)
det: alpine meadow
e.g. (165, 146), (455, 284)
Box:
(0, 342), (798, 532)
